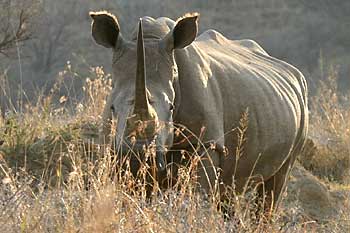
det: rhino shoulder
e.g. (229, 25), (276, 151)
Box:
(197, 31), (269, 56)
(234, 39), (269, 56)
(197, 29), (229, 43)
(156, 17), (176, 30)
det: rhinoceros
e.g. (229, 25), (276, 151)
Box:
(89, 11), (308, 211)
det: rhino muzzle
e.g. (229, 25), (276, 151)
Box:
(119, 138), (166, 172)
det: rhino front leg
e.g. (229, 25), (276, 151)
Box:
(196, 148), (221, 195)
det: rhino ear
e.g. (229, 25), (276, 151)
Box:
(162, 13), (199, 50)
(90, 11), (122, 49)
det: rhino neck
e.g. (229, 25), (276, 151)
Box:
(172, 49), (189, 121)
(172, 44), (225, 147)
(173, 44), (203, 123)
(172, 44), (203, 123)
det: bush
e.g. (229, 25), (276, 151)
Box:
(300, 66), (350, 183)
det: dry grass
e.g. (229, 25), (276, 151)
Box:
(0, 64), (349, 232)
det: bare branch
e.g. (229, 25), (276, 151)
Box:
(0, 0), (39, 57)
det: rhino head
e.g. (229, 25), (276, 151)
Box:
(90, 12), (198, 176)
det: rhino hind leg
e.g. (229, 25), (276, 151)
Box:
(258, 155), (293, 215)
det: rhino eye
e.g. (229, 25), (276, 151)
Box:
(169, 103), (174, 111)
(110, 105), (115, 113)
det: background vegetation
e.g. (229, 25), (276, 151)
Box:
(1, 0), (350, 107)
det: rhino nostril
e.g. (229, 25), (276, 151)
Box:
(135, 120), (145, 133)
(110, 104), (115, 113)
(130, 135), (136, 144)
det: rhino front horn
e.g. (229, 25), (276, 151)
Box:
(134, 19), (150, 115)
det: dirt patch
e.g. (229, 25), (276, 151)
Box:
(287, 164), (340, 220)
(279, 163), (349, 233)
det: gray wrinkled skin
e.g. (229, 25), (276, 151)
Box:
(90, 11), (308, 211)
